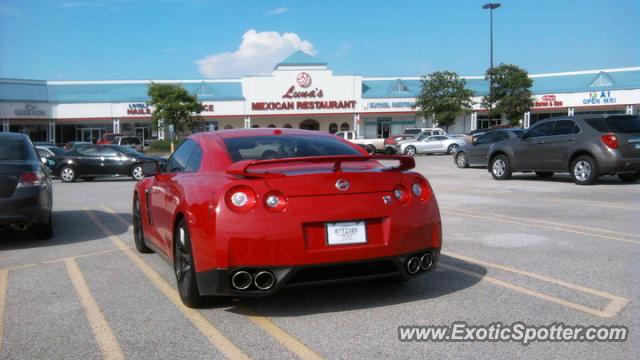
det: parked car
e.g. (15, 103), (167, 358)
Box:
(455, 129), (523, 168)
(402, 127), (446, 136)
(96, 132), (123, 145)
(64, 141), (92, 151)
(114, 136), (143, 152)
(400, 134), (467, 156)
(487, 115), (640, 185)
(0, 132), (53, 239)
(36, 145), (66, 159)
(384, 134), (417, 154)
(334, 131), (385, 154)
(50, 144), (165, 182)
(133, 128), (442, 307)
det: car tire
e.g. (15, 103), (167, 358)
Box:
(455, 152), (469, 168)
(535, 172), (554, 178)
(131, 164), (145, 181)
(404, 146), (417, 156)
(571, 155), (599, 185)
(447, 144), (459, 154)
(133, 195), (153, 254)
(384, 147), (395, 155)
(60, 166), (76, 183)
(618, 172), (640, 183)
(33, 211), (53, 240)
(490, 155), (512, 180)
(174, 218), (206, 308)
(82, 177), (95, 182)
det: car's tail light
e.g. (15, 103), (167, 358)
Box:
(263, 191), (288, 212)
(393, 185), (409, 203)
(384, 138), (396, 145)
(411, 178), (432, 202)
(225, 186), (257, 213)
(601, 133), (619, 149)
(17, 171), (43, 188)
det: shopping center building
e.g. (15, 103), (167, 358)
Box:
(1, 51), (639, 145)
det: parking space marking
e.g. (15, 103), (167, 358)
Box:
(85, 209), (250, 360)
(441, 252), (630, 318)
(1, 247), (129, 272)
(0, 270), (7, 353)
(100, 206), (326, 360)
(65, 259), (125, 360)
(542, 198), (638, 211)
(441, 207), (640, 245)
(238, 305), (324, 360)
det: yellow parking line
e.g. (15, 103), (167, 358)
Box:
(440, 207), (640, 245)
(65, 259), (124, 360)
(0, 270), (7, 353)
(1, 247), (128, 272)
(99, 206), (325, 360)
(85, 209), (249, 360)
(542, 198), (638, 211)
(238, 306), (324, 360)
(442, 252), (629, 318)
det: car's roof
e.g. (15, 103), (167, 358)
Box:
(0, 132), (29, 140)
(192, 128), (334, 140)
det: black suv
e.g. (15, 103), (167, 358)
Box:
(487, 115), (640, 185)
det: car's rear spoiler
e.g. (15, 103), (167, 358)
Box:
(226, 155), (415, 178)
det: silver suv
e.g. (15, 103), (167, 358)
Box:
(487, 115), (640, 185)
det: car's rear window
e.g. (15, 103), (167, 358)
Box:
(0, 139), (36, 161)
(403, 129), (422, 135)
(584, 116), (640, 133)
(223, 135), (362, 163)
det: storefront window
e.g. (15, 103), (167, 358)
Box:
(300, 119), (319, 131)
(340, 122), (350, 131)
(328, 123), (338, 134)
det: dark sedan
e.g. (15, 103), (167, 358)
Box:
(0, 133), (53, 239)
(50, 144), (165, 182)
(455, 129), (522, 168)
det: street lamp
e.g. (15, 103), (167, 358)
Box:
(483, 2), (500, 121)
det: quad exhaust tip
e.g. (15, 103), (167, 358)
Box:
(231, 271), (253, 290)
(254, 271), (276, 290)
(406, 257), (420, 274)
(420, 253), (433, 271)
(10, 223), (29, 232)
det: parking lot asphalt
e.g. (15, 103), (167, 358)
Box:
(0, 154), (638, 359)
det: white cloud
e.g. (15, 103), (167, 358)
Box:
(266, 7), (288, 16)
(195, 29), (317, 78)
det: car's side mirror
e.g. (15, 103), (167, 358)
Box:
(41, 157), (47, 164)
(141, 161), (160, 177)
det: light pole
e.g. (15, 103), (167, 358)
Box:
(483, 2), (500, 121)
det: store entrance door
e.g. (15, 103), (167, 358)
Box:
(376, 119), (391, 138)
(135, 127), (150, 146)
(78, 128), (102, 143)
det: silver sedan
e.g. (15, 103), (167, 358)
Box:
(400, 135), (468, 156)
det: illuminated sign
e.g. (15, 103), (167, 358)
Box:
(583, 91), (617, 105)
(533, 94), (563, 108)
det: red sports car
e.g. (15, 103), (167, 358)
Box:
(133, 129), (442, 307)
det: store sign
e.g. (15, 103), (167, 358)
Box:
(533, 94), (563, 108)
(367, 101), (415, 109)
(583, 91), (617, 105)
(251, 72), (356, 111)
(126, 103), (214, 115)
(14, 104), (46, 116)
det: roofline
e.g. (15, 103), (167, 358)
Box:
(46, 79), (242, 85)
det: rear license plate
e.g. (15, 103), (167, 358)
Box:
(326, 221), (367, 245)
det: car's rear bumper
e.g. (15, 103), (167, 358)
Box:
(195, 247), (440, 297)
(0, 187), (50, 226)
(598, 157), (640, 174)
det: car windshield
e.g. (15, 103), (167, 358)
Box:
(0, 139), (35, 161)
(111, 145), (143, 157)
(223, 135), (362, 163)
(584, 116), (640, 133)
(48, 147), (65, 156)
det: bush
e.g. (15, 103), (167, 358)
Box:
(149, 140), (173, 152)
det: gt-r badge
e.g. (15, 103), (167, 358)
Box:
(335, 179), (350, 191)
(382, 195), (392, 205)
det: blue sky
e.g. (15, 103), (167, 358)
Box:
(0, 0), (638, 80)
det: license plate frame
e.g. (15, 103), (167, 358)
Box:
(325, 221), (367, 246)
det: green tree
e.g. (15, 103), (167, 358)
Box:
(482, 64), (533, 125)
(415, 71), (474, 132)
(147, 83), (202, 135)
